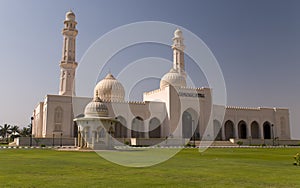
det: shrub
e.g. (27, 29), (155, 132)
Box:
(186, 143), (191, 147)
(237, 141), (243, 147)
(40, 144), (46, 147)
(293, 153), (300, 166)
(125, 141), (130, 145)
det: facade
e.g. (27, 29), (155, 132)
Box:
(32, 11), (291, 148)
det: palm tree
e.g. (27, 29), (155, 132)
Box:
(0, 124), (11, 142)
(9, 125), (20, 141)
(10, 125), (19, 135)
(19, 126), (31, 137)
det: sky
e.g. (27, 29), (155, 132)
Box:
(0, 0), (299, 138)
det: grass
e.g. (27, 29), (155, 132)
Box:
(0, 148), (300, 187)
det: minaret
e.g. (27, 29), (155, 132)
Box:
(172, 28), (185, 74)
(59, 10), (78, 96)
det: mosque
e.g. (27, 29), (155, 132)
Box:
(31, 11), (291, 148)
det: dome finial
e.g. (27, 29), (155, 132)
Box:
(174, 28), (183, 38)
(65, 10), (76, 21)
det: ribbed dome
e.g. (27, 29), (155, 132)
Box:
(160, 68), (186, 89)
(84, 93), (108, 117)
(65, 10), (75, 21)
(94, 73), (125, 102)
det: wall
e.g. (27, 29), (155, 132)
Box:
(15, 137), (76, 146)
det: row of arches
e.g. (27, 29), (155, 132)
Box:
(181, 107), (275, 141)
(221, 120), (273, 140)
(114, 116), (161, 138)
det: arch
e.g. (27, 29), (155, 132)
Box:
(54, 106), (63, 131)
(263, 121), (271, 139)
(182, 109), (199, 139)
(98, 128), (105, 138)
(224, 120), (234, 140)
(182, 111), (192, 138)
(251, 121), (259, 139)
(114, 116), (128, 138)
(213, 120), (222, 141)
(238, 120), (247, 139)
(131, 116), (145, 138)
(149, 117), (161, 138)
(181, 108), (200, 140)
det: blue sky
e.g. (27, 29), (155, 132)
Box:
(0, 0), (299, 138)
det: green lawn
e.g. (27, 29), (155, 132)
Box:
(0, 148), (300, 187)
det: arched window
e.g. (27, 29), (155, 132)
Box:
(54, 107), (63, 131)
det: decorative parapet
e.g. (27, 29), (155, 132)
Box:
(103, 100), (147, 105)
(226, 106), (289, 111)
(144, 88), (165, 95)
(144, 86), (210, 96)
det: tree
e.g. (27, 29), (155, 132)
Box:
(9, 125), (20, 141)
(19, 126), (31, 137)
(0, 124), (11, 142)
(10, 125), (19, 135)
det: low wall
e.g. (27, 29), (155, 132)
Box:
(230, 139), (300, 146)
(14, 137), (76, 146)
(128, 138), (189, 146)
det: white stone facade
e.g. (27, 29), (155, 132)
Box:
(32, 11), (291, 147)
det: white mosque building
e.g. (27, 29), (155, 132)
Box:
(30, 11), (291, 148)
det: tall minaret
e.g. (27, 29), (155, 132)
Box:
(59, 10), (78, 96)
(172, 28), (185, 74)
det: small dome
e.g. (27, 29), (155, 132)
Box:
(174, 28), (183, 38)
(94, 73), (125, 102)
(65, 10), (75, 21)
(160, 68), (186, 88)
(84, 93), (108, 117)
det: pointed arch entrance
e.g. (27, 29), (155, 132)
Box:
(131, 116), (144, 138)
(149, 118), (161, 138)
(263, 121), (271, 139)
(224, 120), (234, 140)
(251, 121), (259, 139)
(238, 120), (247, 139)
(182, 108), (199, 139)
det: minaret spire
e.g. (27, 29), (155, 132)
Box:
(172, 28), (185, 74)
(59, 10), (78, 96)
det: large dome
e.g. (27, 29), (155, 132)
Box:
(94, 73), (125, 102)
(160, 68), (186, 89)
(84, 93), (108, 117)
